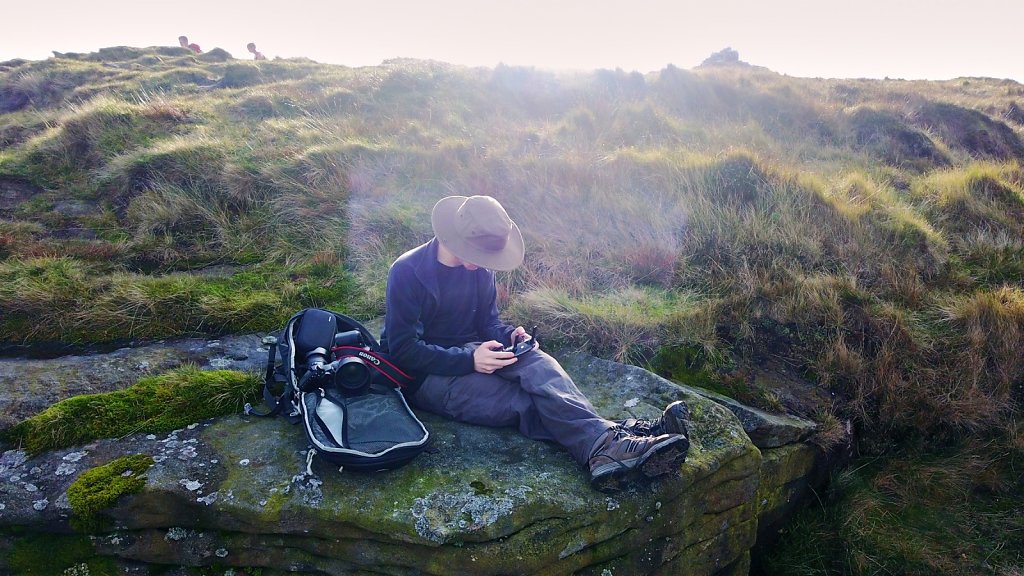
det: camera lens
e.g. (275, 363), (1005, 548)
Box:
(333, 356), (372, 395)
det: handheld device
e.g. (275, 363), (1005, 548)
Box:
(502, 325), (539, 357)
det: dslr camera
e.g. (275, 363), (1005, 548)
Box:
(293, 309), (374, 396)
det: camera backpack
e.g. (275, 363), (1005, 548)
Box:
(247, 308), (430, 472)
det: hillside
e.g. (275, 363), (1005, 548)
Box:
(1, 46), (1023, 573)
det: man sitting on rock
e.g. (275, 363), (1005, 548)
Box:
(381, 195), (690, 492)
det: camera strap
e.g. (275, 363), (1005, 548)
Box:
(246, 330), (301, 423)
(331, 346), (416, 390)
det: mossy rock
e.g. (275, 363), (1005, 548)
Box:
(685, 385), (817, 449)
(1, 352), (773, 575)
(755, 443), (820, 533)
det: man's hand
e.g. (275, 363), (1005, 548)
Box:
(474, 341), (517, 374)
(511, 326), (529, 342)
(510, 326), (538, 351)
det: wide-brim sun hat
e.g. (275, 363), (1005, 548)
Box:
(431, 195), (525, 271)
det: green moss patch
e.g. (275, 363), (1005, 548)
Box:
(6, 366), (260, 454)
(648, 343), (719, 387)
(6, 532), (117, 575)
(67, 454), (154, 532)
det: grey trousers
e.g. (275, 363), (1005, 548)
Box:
(409, 347), (615, 465)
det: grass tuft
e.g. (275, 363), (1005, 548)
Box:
(847, 105), (950, 171)
(101, 135), (228, 212)
(5, 366), (260, 454)
(913, 101), (1024, 160)
(914, 163), (1024, 238)
(0, 258), (361, 343)
(939, 286), (1024, 399)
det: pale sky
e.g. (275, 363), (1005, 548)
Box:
(4, 0), (1023, 82)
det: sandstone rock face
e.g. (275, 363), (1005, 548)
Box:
(688, 387), (817, 449)
(1, 345), (822, 575)
(755, 443), (820, 540)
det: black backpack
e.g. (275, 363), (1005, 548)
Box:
(247, 308), (430, 472)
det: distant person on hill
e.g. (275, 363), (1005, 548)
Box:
(247, 42), (267, 61)
(379, 195), (692, 493)
(178, 35), (202, 54)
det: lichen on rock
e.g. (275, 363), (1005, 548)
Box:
(411, 484), (534, 544)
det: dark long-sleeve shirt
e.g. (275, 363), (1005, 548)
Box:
(380, 238), (515, 390)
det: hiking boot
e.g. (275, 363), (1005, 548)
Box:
(588, 427), (689, 493)
(618, 400), (691, 438)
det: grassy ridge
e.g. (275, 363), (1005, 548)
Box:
(1, 47), (1023, 572)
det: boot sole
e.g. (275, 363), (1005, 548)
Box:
(659, 401), (691, 436)
(638, 436), (690, 478)
(590, 467), (632, 493)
